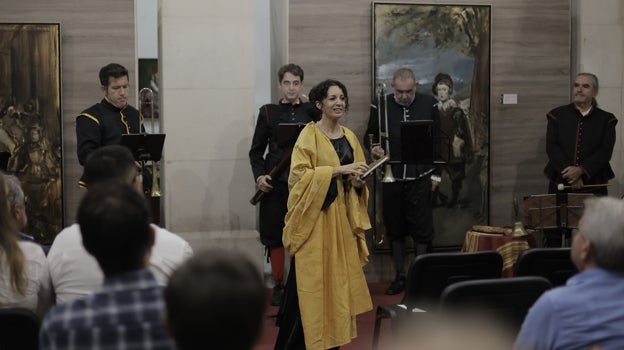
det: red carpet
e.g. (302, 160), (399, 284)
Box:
(254, 282), (402, 350)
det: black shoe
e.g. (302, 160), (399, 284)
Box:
(270, 284), (284, 306)
(385, 276), (406, 295)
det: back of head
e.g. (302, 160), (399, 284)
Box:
(99, 63), (129, 87)
(165, 250), (266, 350)
(579, 196), (624, 272)
(0, 173), (17, 235)
(83, 145), (137, 188)
(3, 173), (24, 212)
(0, 173), (26, 294)
(77, 180), (152, 276)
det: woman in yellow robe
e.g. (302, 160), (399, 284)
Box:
(275, 79), (372, 350)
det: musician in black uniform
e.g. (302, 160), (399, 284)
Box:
(543, 72), (617, 246)
(249, 64), (317, 306)
(365, 68), (441, 295)
(76, 63), (145, 187)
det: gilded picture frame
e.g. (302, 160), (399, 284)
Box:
(0, 23), (63, 244)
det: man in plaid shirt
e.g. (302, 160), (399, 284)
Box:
(39, 179), (175, 349)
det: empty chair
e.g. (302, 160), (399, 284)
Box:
(372, 251), (503, 350)
(514, 247), (577, 286)
(439, 276), (552, 334)
(0, 307), (40, 350)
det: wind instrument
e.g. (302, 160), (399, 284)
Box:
(249, 146), (294, 205)
(377, 83), (395, 183)
(557, 183), (609, 191)
(139, 87), (161, 198)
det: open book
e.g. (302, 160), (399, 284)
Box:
(360, 155), (390, 180)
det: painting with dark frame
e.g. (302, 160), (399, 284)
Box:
(0, 23), (63, 245)
(372, 3), (490, 250)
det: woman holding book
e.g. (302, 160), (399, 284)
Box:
(274, 79), (372, 350)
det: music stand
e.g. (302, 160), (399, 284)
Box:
(399, 120), (434, 164)
(277, 123), (306, 148)
(523, 193), (592, 247)
(120, 133), (166, 162)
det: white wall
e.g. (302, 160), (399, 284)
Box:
(159, 0), (263, 268)
(137, 0), (159, 58)
(572, 0), (624, 198)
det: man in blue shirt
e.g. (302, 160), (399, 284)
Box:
(39, 180), (175, 349)
(515, 196), (624, 350)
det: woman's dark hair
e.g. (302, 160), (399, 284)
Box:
(308, 79), (349, 111)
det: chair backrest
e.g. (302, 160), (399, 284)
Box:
(0, 307), (41, 350)
(402, 251), (503, 308)
(514, 248), (577, 287)
(439, 276), (552, 333)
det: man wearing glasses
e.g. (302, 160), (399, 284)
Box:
(249, 64), (317, 306)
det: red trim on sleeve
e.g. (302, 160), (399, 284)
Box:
(546, 112), (558, 121)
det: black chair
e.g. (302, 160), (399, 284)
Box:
(0, 307), (41, 350)
(439, 276), (552, 334)
(514, 247), (577, 287)
(372, 251), (503, 350)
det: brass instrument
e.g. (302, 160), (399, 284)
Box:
(138, 87), (162, 224)
(510, 198), (528, 237)
(377, 83), (395, 183)
(139, 87), (160, 197)
(370, 82), (396, 247)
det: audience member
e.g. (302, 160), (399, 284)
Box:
(4, 173), (35, 242)
(164, 250), (266, 350)
(0, 173), (52, 317)
(46, 145), (192, 303)
(4, 173), (50, 255)
(515, 196), (624, 350)
(39, 180), (175, 349)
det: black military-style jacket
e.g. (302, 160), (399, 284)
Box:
(544, 103), (617, 187)
(249, 99), (317, 183)
(365, 93), (441, 180)
(76, 98), (144, 166)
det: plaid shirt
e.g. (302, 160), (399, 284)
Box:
(39, 269), (175, 350)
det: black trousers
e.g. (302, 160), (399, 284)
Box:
(259, 181), (289, 247)
(382, 178), (433, 275)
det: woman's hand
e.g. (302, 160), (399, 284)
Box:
(333, 162), (369, 178)
(371, 145), (385, 160)
(350, 174), (366, 189)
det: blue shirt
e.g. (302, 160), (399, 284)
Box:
(515, 268), (624, 350)
(39, 269), (175, 350)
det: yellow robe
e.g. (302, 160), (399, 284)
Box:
(283, 122), (373, 350)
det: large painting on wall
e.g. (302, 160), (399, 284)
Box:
(372, 3), (491, 249)
(0, 23), (63, 244)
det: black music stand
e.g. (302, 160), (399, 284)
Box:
(523, 193), (592, 247)
(120, 133), (166, 162)
(277, 123), (306, 147)
(399, 120), (434, 164)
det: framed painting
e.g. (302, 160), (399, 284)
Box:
(0, 23), (62, 245)
(371, 3), (491, 250)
